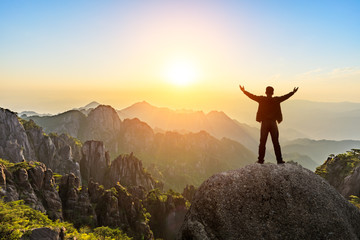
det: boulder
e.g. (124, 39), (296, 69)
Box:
(179, 163), (360, 240)
(21, 227), (60, 240)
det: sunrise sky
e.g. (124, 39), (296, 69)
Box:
(1, 0), (359, 117)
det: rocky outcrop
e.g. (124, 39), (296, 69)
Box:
(81, 105), (122, 155)
(59, 173), (96, 227)
(25, 122), (81, 179)
(315, 151), (360, 199)
(339, 164), (360, 198)
(0, 161), (62, 220)
(0, 108), (35, 162)
(80, 140), (110, 184)
(106, 153), (162, 190)
(0, 108), (81, 178)
(95, 183), (153, 240)
(144, 189), (187, 240)
(179, 164), (360, 240)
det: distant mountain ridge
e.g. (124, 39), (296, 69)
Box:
(118, 101), (259, 152)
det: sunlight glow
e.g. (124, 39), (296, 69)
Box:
(164, 59), (199, 86)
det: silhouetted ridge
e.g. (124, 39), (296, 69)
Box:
(179, 163), (360, 240)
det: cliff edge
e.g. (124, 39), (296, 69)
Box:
(179, 163), (360, 240)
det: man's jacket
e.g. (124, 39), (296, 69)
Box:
(243, 91), (294, 123)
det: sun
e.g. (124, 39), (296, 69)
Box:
(164, 59), (199, 86)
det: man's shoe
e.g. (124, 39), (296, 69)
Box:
(256, 160), (264, 164)
(277, 160), (285, 164)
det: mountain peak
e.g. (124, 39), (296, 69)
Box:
(83, 101), (100, 109)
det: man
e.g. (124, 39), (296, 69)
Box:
(239, 85), (299, 164)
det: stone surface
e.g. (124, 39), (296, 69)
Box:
(182, 184), (196, 203)
(144, 190), (187, 240)
(0, 108), (35, 162)
(340, 164), (360, 198)
(80, 105), (122, 155)
(179, 163), (360, 240)
(0, 162), (63, 220)
(106, 153), (162, 190)
(0, 108), (81, 178)
(80, 140), (110, 184)
(59, 173), (96, 227)
(22, 227), (60, 240)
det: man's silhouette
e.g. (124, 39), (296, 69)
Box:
(239, 85), (298, 164)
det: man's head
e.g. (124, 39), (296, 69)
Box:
(265, 86), (274, 97)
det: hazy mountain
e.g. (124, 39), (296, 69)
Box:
(19, 110), (52, 117)
(27, 110), (87, 138)
(73, 101), (101, 115)
(282, 138), (360, 168)
(281, 100), (360, 140)
(118, 101), (259, 152)
(28, 105), (256, 191)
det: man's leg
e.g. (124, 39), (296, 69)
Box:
(258, 121), (269, 163)
(269, 121), (284, 164)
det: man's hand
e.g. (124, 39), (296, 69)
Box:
(293, 87), (299, 93)
(239, 85), (245, 93)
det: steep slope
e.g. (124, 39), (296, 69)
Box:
(0, 108), (81, 178)
(0, 108), (35, 162)
(316, 149), (360, 199)
(180, 163), (360, 239)
(27, 110), (86, 138)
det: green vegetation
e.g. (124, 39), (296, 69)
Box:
(315, 150), (360, 180)
(349, 195), (360, 210)
(18, 118), (41, 131)
(0, 158), (42, 174)
(146, 188), (190, 209)
(0, 199), (131, 240)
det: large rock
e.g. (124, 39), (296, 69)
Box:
(59, 173), (96, 227)
(21, 227), (60, 240)
(144, 189), (188, 240)
(81, 105), (122, 155)
(106, 153), (161, 190)
(179, 163), (360, 240)
(80, 140), (110, 184)
(0, 108), (35, 162)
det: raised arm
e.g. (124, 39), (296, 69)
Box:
(239, 85), (261, 102)
(278, 87), (299, 102)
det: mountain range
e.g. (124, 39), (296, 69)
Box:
(26, 104), (256, 191)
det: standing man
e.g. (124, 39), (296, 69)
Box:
(239, 85), (298, 164)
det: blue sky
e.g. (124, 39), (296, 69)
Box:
(0, 0), (359, 113)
